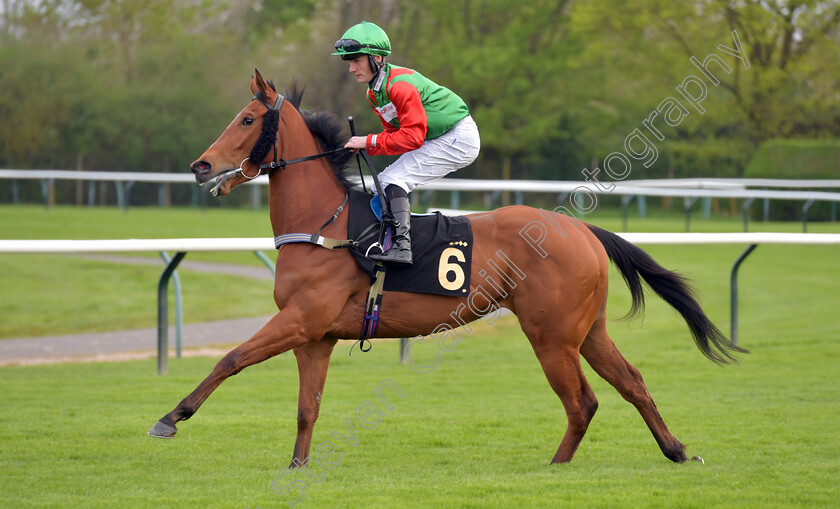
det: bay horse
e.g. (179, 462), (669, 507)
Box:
(149, 70), (745, 466)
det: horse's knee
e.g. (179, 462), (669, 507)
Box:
(297, 407), (319, 431)
(216, 351), (242, 376)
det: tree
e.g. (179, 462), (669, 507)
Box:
(568, 0), (840, 178)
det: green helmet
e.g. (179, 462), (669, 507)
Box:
(332, 21), (391, 60)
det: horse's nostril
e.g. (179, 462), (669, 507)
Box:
(191, 160), (211, 174)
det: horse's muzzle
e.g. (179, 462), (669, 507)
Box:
(190, 160), (213, 183)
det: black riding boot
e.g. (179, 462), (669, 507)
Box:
(369, 185), (413, 265)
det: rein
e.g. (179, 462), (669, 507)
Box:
(258, 147), (351, 171)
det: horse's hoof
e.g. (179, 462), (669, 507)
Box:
(148, 419), (177, 438)
(691, 455), (705, 464)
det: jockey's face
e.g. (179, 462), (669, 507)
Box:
(347, 55), (379, 83)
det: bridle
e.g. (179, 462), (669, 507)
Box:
(222, 87), (388, 219)
(234, 91), (351, 180)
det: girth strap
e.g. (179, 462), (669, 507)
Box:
(274, 221), (379, 250)
(353, 263), (386, 354)
(274, 233), (357, 250)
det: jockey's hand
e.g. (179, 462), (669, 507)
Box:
(344, 136), (367, 153)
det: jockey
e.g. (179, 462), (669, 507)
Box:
(333, 21), (480, 265)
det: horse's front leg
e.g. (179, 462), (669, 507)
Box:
(290, 338), (338, 468)
(148, 311), (317, 438)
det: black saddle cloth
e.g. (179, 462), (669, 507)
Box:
(346, 190), (473, 297)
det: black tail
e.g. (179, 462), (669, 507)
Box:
(586, 223), (747, 364)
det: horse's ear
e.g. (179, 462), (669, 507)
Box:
(251, 68), (269, 97)
(250, 69), (260, 96)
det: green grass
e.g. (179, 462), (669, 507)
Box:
(1, 303), (838, 507)
(1, 203), (838, 507)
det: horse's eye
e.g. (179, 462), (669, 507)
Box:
(242, 116), (254, 126)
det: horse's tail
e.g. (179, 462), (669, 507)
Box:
(585, 223), (747, 364)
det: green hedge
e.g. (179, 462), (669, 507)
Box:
(745, 139), (840, 179)
(744, 139), (839, 221)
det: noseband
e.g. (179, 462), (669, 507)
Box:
(236, 91), (349, 180)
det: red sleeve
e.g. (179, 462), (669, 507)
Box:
(366, 81), (428, 155)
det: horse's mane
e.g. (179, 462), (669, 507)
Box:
(278, 81), (359, 191)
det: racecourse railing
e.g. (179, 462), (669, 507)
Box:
(2, 169), (839, 232)
(1, 232), (838, 374)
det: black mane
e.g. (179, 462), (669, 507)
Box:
(283, 82), (359, 191)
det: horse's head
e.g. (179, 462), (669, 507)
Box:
(190, 69), (283, 196)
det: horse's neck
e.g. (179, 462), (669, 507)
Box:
(267, 125), (347, 236)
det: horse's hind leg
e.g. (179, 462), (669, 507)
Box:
(521, 316), (599, 463)
(290, 338), (338, 468)
(580, 315), (688, 462)
(535, 345), (599, 464)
